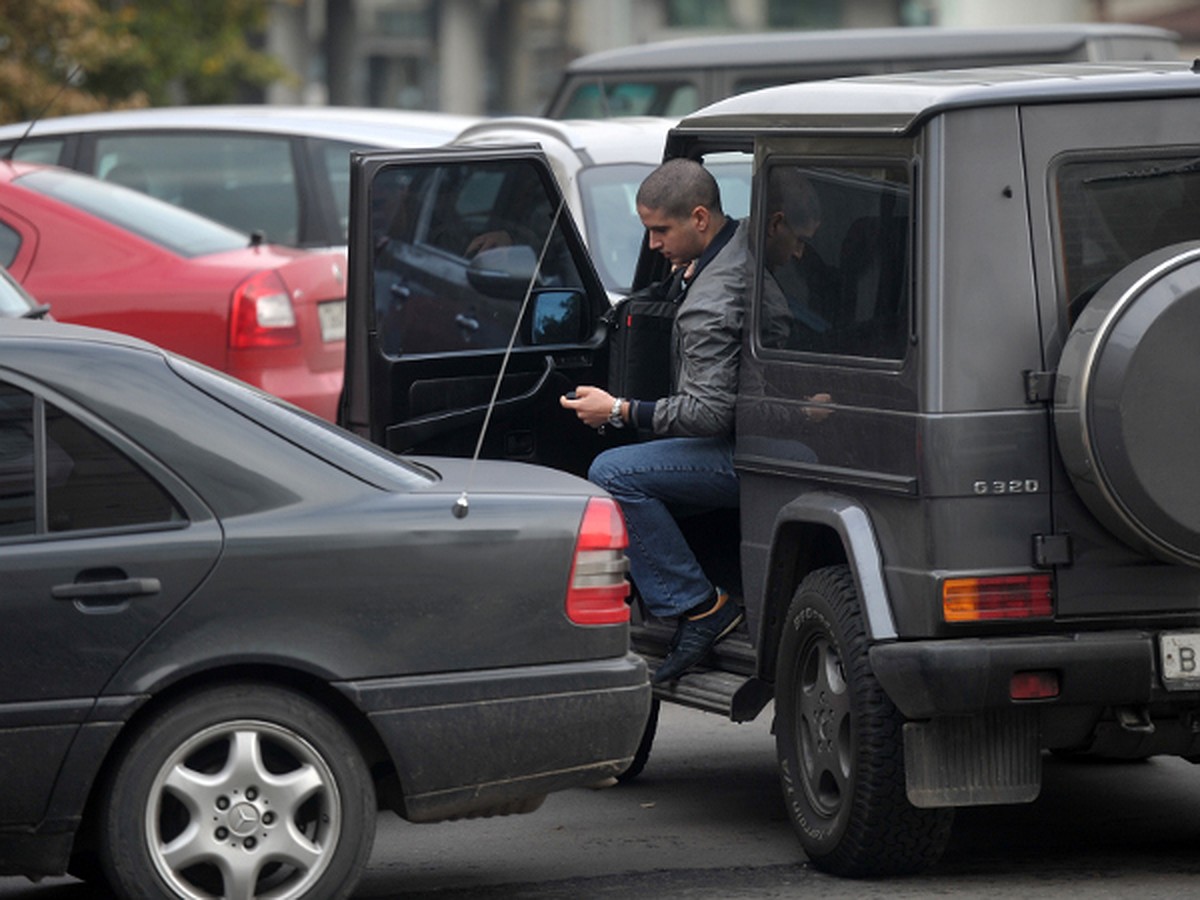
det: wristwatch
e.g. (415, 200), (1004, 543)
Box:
(608, 396), (625, 428)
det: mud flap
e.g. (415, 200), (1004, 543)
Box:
(903, 709), (1041, 807)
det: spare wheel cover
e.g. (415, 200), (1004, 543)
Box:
(1055, 241), (1200, 565)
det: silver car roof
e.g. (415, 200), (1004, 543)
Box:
(0, 105), (481, 147)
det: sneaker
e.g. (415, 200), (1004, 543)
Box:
(652, 593), (744, 684)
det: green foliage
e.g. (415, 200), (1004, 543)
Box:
(0, 0), (292, 124)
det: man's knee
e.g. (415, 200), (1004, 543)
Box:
(588, 447), (623, 490)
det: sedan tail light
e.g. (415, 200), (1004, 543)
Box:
(566, 497), (631, 625)
(229, 270), (300, 349)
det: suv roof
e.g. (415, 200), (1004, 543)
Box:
(677, 61), (1200, 135)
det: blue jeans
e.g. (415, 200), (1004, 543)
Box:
(589, 436), (739, 619)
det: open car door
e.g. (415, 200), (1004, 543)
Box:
(341, 145), (614, 476)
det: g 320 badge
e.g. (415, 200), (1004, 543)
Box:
(973, 479), (1041, 495)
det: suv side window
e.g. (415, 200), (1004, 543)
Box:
(94, 133), (300, 245)
(1055, 153), (1200, 321)
(0, 382), (182, 538)
(370, 157), (588, 355)
(757, 161), (910, 360)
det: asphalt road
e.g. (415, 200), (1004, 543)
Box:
(6, 702), (1200, 898)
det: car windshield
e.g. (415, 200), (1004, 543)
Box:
(578, 156), (752, 295)
(16, 167), (249, 258)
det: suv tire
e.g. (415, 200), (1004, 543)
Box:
(775, 565), (953, 876)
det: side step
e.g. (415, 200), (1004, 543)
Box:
(633, 622), (772, 722)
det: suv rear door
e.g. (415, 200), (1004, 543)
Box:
(341, 146), (614, 476)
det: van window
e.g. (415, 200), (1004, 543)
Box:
(1055, 153), (1200, 321)
(758, 162), (910, 360)
(557, 80), (700, 118)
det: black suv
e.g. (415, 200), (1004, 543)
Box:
(342, 61), (1200, 876)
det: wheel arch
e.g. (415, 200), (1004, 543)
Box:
(757, 492), (896, 683)
(70, 664), (401, 868)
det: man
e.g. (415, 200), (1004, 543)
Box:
(561, 158), (746, 683)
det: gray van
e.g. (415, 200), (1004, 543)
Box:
(544, 23), (1180, 118)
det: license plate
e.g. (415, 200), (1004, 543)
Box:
(1159, 631), (1200, 690)
(318, 300), (346, 342)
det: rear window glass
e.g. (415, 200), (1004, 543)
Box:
(95, 133), (300, 246)
(16, 167), (247, 258)
(168, 356), (434, 489)
(1056, 153), (1200, 321)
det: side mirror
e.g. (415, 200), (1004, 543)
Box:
(531, 289), (586, 345)
(466, 245), (539, 300)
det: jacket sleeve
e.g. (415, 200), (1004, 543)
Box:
(651, 223), (747, 437)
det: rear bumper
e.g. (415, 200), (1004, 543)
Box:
(339, 652), (651, 821)
(869, 630), (1159, 719)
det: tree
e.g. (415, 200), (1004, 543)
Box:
(0, 0), (291, 125)
(0, 0), (142, 122)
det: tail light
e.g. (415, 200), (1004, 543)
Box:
(566, 497), (631, 625)
(229, 270), (299, 349)
(942, 574), (1053, 623)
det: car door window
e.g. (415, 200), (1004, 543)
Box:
(757, 161), (911, 361)
(0, 137), (65, 165)
(0, 382), (182, 538)
(0, 222), (20, 269)
(94, 133), (300, 245)
(370, 157), (588, 355)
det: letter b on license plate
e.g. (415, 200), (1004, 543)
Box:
(1160, 631), (1200, 690)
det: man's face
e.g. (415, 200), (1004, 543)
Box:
(638, 204), (708, 268)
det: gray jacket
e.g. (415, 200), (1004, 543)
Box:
(650, 219), (747, 437)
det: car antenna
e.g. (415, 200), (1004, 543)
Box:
(4, 64), (83, 162)
(453, 196), (566, 520)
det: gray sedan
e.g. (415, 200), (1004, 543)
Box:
(0, 318), (649, 899)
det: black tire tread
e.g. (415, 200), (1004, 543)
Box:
(776, 565), (953, 877)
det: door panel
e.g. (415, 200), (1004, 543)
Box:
(344, 146), (612, 475)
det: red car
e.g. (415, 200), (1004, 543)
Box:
(0, 161), (346, 420)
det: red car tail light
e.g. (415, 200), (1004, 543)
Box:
(566, 497), (631, 625)
(942, 574), (1054, 623)
(229, 270), (300, 349)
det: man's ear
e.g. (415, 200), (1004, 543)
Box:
(691, 205), (711, 233)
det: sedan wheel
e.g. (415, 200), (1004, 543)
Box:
(100, 684), (375, 900)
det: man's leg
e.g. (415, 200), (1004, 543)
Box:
(589, 436), (741, 680)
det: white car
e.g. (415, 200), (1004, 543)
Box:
(450, 116), (750, 298)
(0, 105), (480, 250)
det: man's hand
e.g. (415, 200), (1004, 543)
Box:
(561, 385), (616, 429)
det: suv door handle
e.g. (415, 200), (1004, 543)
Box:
(455, 314), (480, 332)
(52, 577), (162, 600)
